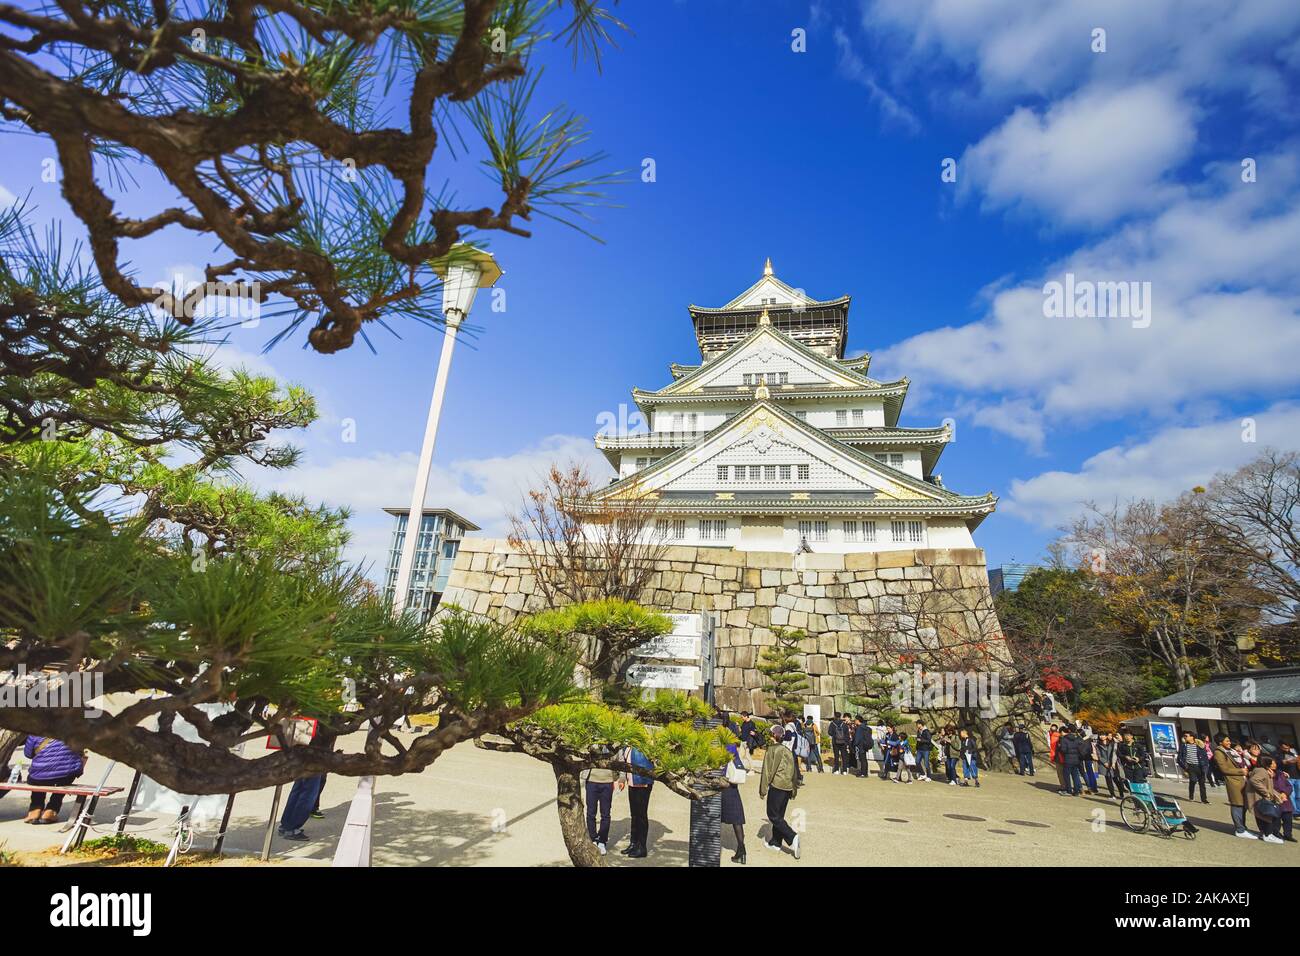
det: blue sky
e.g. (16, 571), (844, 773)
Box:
(4, 0), (1300, 577)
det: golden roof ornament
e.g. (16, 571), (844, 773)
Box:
(758, 308), (771, 326)
(755, 382), (771, 400)
(763, 256), (774, 276)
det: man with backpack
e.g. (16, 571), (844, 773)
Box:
(829, 713), (851, 775)
(852, 718), (874, 779)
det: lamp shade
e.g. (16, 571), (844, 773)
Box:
(429, 244), (502, 317)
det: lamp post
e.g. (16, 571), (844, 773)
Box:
(391, 245), (502, 616)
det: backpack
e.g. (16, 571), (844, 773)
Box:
(793, 729), (810, 758)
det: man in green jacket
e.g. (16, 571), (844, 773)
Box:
(758, 724), (801, 859)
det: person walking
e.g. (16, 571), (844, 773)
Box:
(1280, 741), (1300, 808)
(622, 745), (654, 858)
(1203, 734), (1222, 788)
(277, 723), (338, 842)
(803, 716), (824, 774)
(738, 711), (759, 756)
(21, 736), (86, 825)
(1012, 725), (1035, 777)
(882, 725), (900, 780)
(584, 765), (617, 856)
(1245, 755), (1286, 844)
(829, 713), (851, 775)
(852, 718), (874, 779)
(722, 742), (748, 864)
(959, 729), (980, 787)
(1213, 735), (1254, 840)
(1082, 734), (1100, 794)
(1097, 732), (1123, 798)
(941, 726), (960, 786)
(1048, 724), (1066, 791)
(1177, 731), (1209, 804)
(914, 721), (934, 781)
(759, 725), (800, 858)
(1269, 757), (1296, 843)
(1057, 727), (1086, 796)
(894, 732), (916, 784)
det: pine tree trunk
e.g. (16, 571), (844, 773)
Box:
(553, 763), (604, 867)
(0, 729), (23, 779)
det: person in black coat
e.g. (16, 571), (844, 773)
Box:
(1012, 726), (1035, 776)
(721, 744), (747, 864)
(1057, 729), (1088, 796)
(738, 712), (758, 753)
(852, 718), (874, 779)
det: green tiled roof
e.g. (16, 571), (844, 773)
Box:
(1149, 668), (1300, 708)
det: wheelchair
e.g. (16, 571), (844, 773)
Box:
(1119, 781), (1197, 839)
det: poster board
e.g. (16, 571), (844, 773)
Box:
(1147, 720), (1180, 779)
(265, 716), (318, 751)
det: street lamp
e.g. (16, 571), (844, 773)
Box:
(391, 244), (502, 616)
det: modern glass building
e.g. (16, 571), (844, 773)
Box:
(382, 507), (480, 618)
(988, 562), (1040, 596)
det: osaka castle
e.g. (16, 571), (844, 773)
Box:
(589, 259), (997, 553)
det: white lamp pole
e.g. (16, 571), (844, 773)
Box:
(391, 245), (501, 616)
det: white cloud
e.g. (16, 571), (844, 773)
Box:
(250, 434), (612, 574)
(1003, 402), (1300, 527)
(960, 84), (1196, 227)
(832, 26), (921, 134)
(877, 160), (1300, 436)
(861, 0), (1300, 108)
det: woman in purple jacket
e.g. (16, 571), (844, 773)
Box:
(1272, 762), (1296, 843)
(22, 736), (86, 824)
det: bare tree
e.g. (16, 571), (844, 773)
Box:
(1201, 449), (1300, 619)
(1063, 496), (1272, 689)
(508, 462), (668, 608)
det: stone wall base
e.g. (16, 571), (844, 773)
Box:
(439, 539), (1001, 717)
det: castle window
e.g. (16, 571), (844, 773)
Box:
(863, 521), (877, 543)
(795, 410), (807, 421)
(698, 519), (727, 541)
(908, 520), (925, 543)
(797, 464), (810, 481)
(717, 465), (728, 481)
(836, 409), (848, 426)
(890, 453), (904, 467)
(779, 465), (791, 480)
(891, 521), (907, 543)
(749, 465), (761, 480)
(852, 409), (864, 425)
(843, 520), (858, 542)
(764, 465), (776, 480)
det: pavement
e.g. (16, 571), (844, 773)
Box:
(2, 744), (1295, 866)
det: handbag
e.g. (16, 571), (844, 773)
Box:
(1255, 797), (1282, 820)
(903, 750), (916, 767)
(725, 762), (747, 785)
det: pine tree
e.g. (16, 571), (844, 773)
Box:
(848, 663), (905, 726)
(758, 627), (810, 714)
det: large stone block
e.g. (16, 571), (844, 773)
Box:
(844, 552), (878, 572)
(662, 546), (699, 563)
(745, 550), (792, 570)
(876, 550), (915, 569)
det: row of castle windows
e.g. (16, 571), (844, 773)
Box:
(717, 464), (810, 482)
(642, 518), (926, 544)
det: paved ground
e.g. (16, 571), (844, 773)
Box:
(2, 743), (1296, 866)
